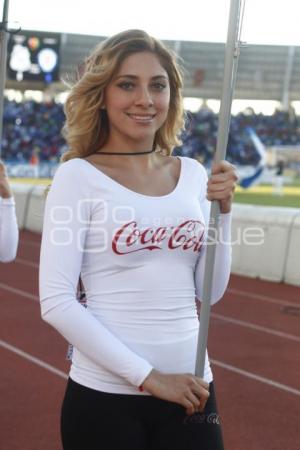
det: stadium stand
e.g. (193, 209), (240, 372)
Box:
(2, 99), (300, 167)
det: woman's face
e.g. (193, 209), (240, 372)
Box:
(104, 51), (170, 149)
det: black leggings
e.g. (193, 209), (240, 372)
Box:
(61, 377), (224, 450)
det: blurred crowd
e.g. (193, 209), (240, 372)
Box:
(173, 107), (300, 166)
(2, 99), (67, 164)
(2, 100), (300, 166)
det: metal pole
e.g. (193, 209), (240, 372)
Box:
(0, 0), (9, 158)
(195, 0), (244, 378)
(282, 46), (295, 111)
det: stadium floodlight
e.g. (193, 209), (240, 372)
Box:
(195, 0), (246, 378)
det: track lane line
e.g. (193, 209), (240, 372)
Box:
(0, 282), (38, 301)
(0, 339), (67, 379)
(227, 287), (300, 307)
(211, 313), (300, 342)
(211, 358), (300, 396)
(15, 257), (39, 268)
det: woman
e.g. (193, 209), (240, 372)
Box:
(0, 160), (18, 262)
(39, 29), (237, 450)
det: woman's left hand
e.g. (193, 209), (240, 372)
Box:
(0, 161), (13, 199)
(206, 160), (238, 214)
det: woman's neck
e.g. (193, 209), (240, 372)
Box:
(100, 134), (155, 155)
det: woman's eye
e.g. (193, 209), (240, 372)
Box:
(118, 82), (134, 90)
(117, 82), (166, 91)
(152, 83), (166, 91)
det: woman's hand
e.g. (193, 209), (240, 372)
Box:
(206, 160), (238, 213)
(142, 369), (210, 416)
(0, 161), (13, 199)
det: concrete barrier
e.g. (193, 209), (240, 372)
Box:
(24, 185), (47, 233)
(284, 213), (300, 287)
(11, 183), (35, 229)
(231, 204), (299, 282)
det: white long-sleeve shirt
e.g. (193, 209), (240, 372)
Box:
(0, 197), (19, 262)
(39, 156), (232, 394)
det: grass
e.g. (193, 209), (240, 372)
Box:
(234, 192), (299, 208)
(234, 184), (300, 208)
(11, 178), (51, 185)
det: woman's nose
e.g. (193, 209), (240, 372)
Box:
(135, 87), (154, 107)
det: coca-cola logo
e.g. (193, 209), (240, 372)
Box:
(112, 220), (205, 255)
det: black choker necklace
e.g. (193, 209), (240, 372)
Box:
(95, 149), (155, 156)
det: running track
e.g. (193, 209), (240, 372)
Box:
(1, 231), (299, 450)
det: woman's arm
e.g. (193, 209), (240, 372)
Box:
(194, 161), (236, 304)
(0, 162), (19, 262)
(39, 162), (153, 387)
(194, 197), (232, 304)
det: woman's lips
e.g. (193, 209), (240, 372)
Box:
(126, 113), (156, 123)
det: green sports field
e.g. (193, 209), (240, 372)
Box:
(12, 178), (300, 208)
(234, 185), (300, 208)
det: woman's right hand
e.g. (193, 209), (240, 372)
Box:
(142, 369), (210, 416)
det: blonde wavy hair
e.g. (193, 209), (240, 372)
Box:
(61, 29), (185, 162)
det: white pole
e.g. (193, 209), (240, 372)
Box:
(195, 0), (244, 378)
(0, 0), (9, 158)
